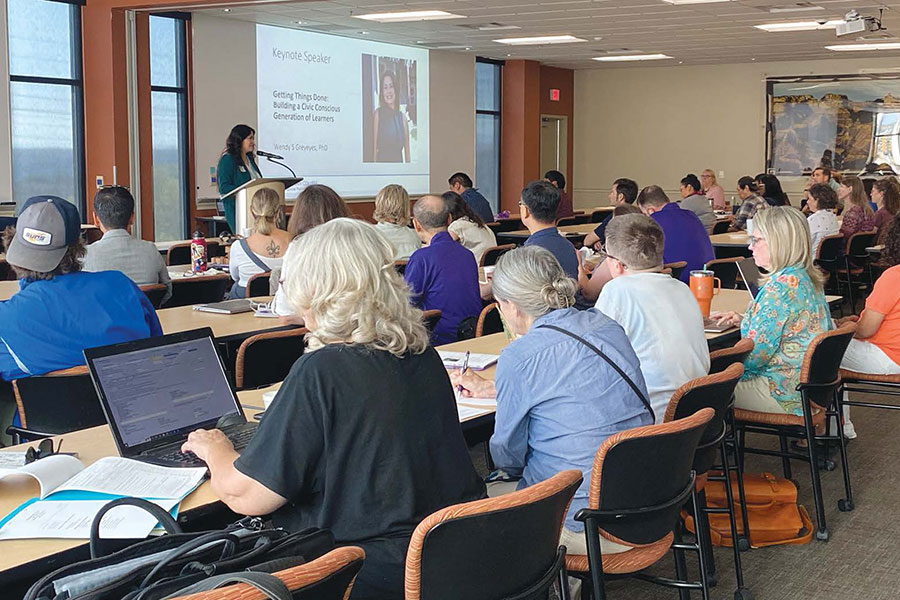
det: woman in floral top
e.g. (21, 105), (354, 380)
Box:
(712, 207), (833, 415)
(838, 175), (875, 241)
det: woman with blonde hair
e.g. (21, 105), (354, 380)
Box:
(838, 175), (875, 240)
(183, 218), (485, 600)
(701, 168), (726, 210)
(227, 187), (290, 299)
(712, 207), (833, 415)
(373, 183), (420, 260)
(451, 245), (653, 556)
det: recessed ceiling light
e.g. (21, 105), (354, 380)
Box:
(769, 4), (824, 12)
(660, 0), (730, 4)
(826, 42), (900, 51)
(494, 35), (586, 45)
(593, 53), (673, 62)
(295, 20), (303, 25)
(222, 8), (231, 12)
(354, 10), (465, 23)
(755, 20), (843, 32)
(478, 24), (520, 31)
(359, 31), (369, 35)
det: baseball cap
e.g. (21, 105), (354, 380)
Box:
(6, 196), (81, 273)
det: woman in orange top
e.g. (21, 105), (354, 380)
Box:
(840, 214), (900, 439)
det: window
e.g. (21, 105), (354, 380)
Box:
(475, 59), (502, 212)
(149, 14), (189, 242)
(7, 0), (84, 213)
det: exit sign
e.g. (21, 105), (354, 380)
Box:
(549, 88), (560, 102)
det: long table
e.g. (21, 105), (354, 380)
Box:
(157, 297), (295, 342)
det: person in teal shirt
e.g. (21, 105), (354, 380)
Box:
(217, 124), (262, 233)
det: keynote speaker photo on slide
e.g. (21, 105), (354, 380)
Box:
(217, 124), (262, 232)
(373, 70), (409, 163)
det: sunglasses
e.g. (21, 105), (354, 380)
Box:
(24, 438), (62, 464)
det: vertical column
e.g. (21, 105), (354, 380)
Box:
(500, 60), (541, 212)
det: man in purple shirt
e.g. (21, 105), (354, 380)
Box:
(405, 195), (482, 345)
(636, 185), (714, 283)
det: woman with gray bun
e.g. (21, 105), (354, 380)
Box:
(451, 245), (653, 556)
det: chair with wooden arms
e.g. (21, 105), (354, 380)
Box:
(814, 234), (845, 311)
(732, 322), (857, 541)
(140, 283), (169, 309)
(164, 275), (230, 308)
(837, 230), (878, 313)
(663, 261), (688, 281)
(479, 244), (515, 268)
(838, 315), (900, 429)
(475, 303), (503, 338)
(664, 364), (751, 597)
(6, 366), (107, 444)
(235, 328), (308, 391)
(556, 216), (578, 228)
(704, 257), (743, 290)
(82, 227), (103, 245)
(590, 210), (608, 223)
(168, 546), (365, 600)
(405, 470), (582, 600)
(245, 273), (271, 298)
(167, 241), (222, 266)
(708, 338), (754, 375)
(566, 408), (714, 600)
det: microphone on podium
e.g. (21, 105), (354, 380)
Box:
(256, 150), (285, 160)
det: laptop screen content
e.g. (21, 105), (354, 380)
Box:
(90, 337), (240, 448)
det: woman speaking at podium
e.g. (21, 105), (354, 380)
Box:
(217, 124), (262, 233)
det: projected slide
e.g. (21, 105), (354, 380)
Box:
(256, 25), (430, 197)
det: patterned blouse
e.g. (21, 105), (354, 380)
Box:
(741, 264), (833, 415)
(839, 205), (875, 240)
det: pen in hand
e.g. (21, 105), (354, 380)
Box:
(455, 351), (471, 401)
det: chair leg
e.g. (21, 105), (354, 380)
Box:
(719, 440), (747, 591)
(558, 560), (572, 600)
(833, 389), (855, 514)
(778, 435), (793, 480)
(584, 518), (607, 600)
(690, 490), (712, 600)
(672, 520), (691, 600)
(804, 408), (829, 541)
(728, 420), (752, 551)
(695, 489), (717, 587)
(844, 257), (855, 314)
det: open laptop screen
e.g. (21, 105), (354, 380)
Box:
(737, 258), (763, 300)
(87, 333), (240, 449)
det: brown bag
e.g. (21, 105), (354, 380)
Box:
(684, 471), (813, 548)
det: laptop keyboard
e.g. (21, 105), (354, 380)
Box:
(147, 424), (257, 467)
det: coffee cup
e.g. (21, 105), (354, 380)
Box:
(689, 270), (721, 318)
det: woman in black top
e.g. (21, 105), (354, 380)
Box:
(373, 71), (410, 163)
(182, 218), (485, 600)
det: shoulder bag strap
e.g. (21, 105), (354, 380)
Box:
(90, 497), (183, 559)
(537, 324), (655, 422)
(162, 572), (292, 600)
(239, 238), (272, 273)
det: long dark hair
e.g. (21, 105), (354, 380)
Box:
(225, 124), (255, 157)
(379, 71), (399, 110)
(758, 174), (789, 206)
(884, 213), (900, 267)
(442, 191), (486, 228)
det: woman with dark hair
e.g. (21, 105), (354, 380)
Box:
(274, 184), (351, 317)
(838, 175), (875, 240)
(217, 124), (262, 232)
(758, 174), (790, 207)
(443, 191), (496, 264)
(871, 177), (900, 244)
(373, 71), (410, 163)
(731, 176), (768, 231)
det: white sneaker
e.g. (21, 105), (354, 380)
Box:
(843, 420), (857, 440)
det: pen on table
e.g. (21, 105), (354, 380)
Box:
(455, 351), (471, 401)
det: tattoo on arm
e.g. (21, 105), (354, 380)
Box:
(265, 240), (280, 257)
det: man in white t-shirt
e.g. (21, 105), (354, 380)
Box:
(594, 214), (710, 423)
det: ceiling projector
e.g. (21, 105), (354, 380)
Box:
(836, 9), (885, 37)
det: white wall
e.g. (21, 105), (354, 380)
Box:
(0, 0), (14, 210)
(190, 14), (474, 205)
(573, 57), (900, 208)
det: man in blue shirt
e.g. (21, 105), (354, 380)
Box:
(449, 172), (494, 225)
(636, 185), (714, 283)
(0, 196), (163, 382)
(520, 180), (579, 279)
(404, 195), (482, 345)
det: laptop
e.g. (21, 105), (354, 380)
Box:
(84, 328), (257, 468)
(192, 299), (253, 314)
(736, 258), (763, 299)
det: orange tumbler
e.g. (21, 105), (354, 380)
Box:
(689, 270), (721, 317)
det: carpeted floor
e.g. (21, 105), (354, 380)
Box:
(470, 388), (900, 600)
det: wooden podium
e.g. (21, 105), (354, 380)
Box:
(220, 177), (303, 235)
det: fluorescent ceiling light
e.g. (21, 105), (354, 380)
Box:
(593, 53), (673, 61)
(826, 42), (900, 51)
(354, 10), (465, 23)
(494, 35), (586, 45)
(755, 20), (843, 32)
(660, 0), (731, 4)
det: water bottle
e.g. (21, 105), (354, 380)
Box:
(190, 230), (208, 273)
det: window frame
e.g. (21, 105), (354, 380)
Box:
(7, 0), (86, 214)
(474, 57), (503, 212)
(148, 11), (191, 241)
